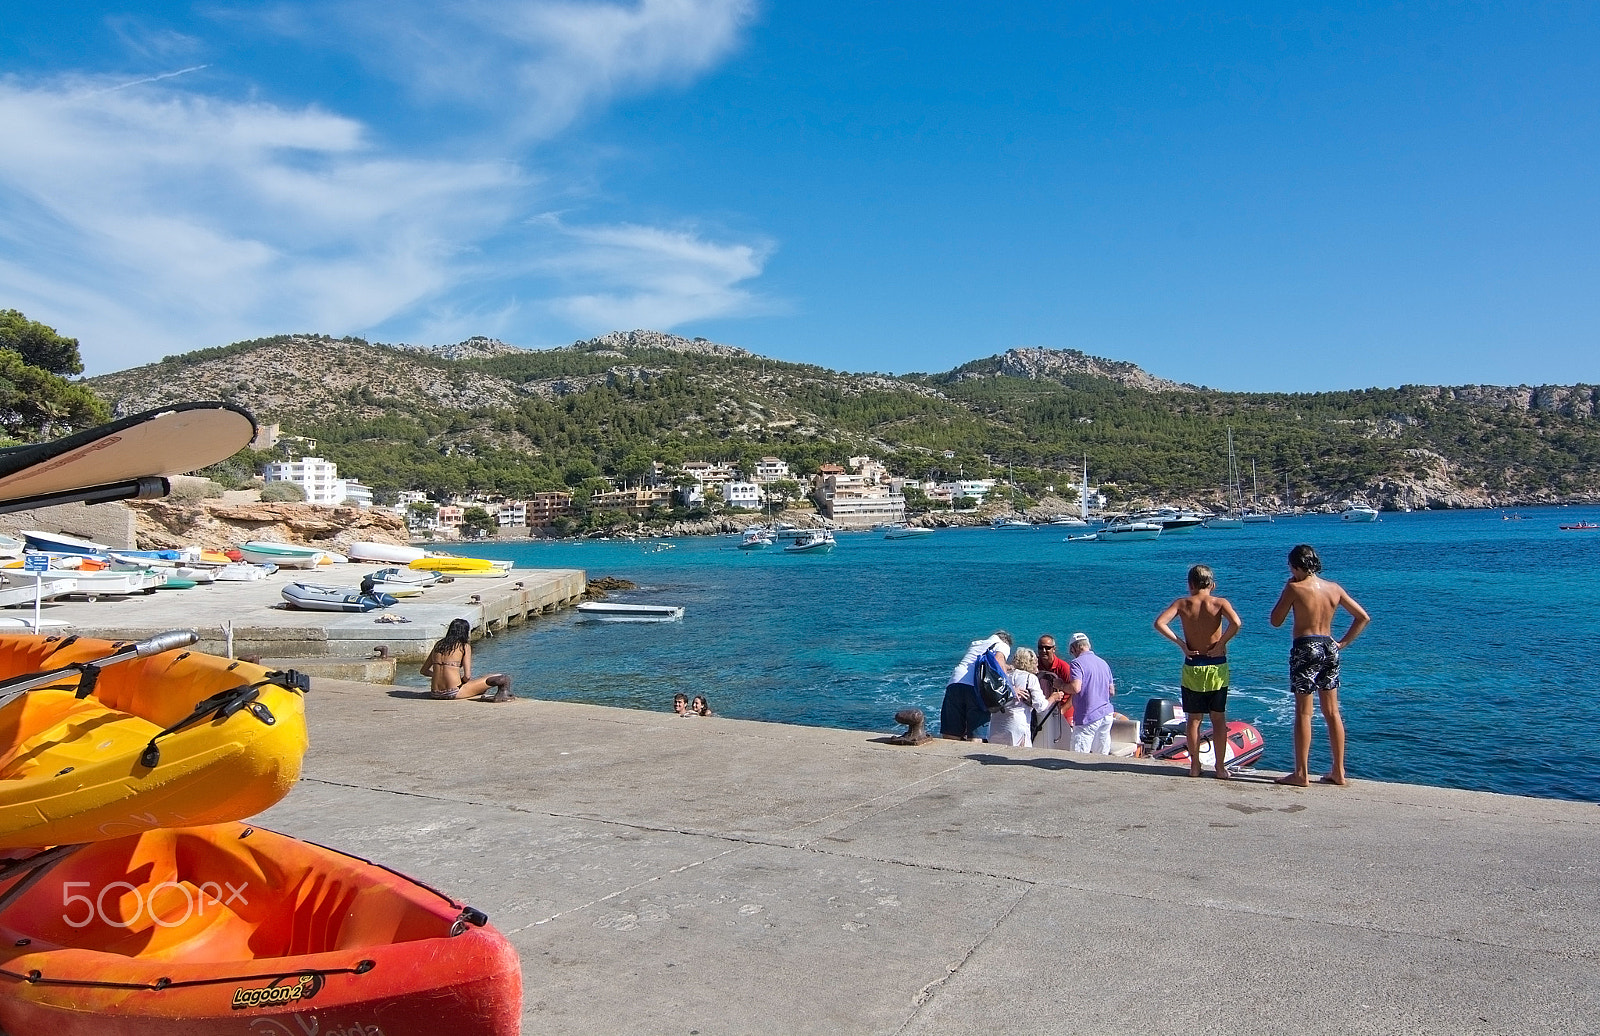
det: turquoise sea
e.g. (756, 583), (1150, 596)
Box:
(401, 507), (1600, 804)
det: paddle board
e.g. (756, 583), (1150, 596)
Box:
(0, 402), (256, 513)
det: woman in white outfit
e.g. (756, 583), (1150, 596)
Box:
(987, 648), (1063, 747)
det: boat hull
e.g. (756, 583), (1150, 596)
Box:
(348, 541), (428, 564)
(239, 542), (323, 569)
(0, 823), (522, 1036)
(281, 583), (397, 612)
(19, 530), (111, 556)
(0, 635), (309, 850)
(576, 602), (684, 621)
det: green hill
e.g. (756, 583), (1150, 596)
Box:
(85, 329), (1600, 511)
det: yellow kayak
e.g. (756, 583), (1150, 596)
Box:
(407, 556), (512, 573)
(0, 634), (309, 850)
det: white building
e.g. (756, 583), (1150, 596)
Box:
(723, 481), (762, 509)
(812, 469), (905, 528)
(263, 457), (360, 506)
(753, 457), (791, 482)
(941, 479), (997, 505)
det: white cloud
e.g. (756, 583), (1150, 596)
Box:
(257, 0), (757, 139)
(0, 1), (769, 373)
(537, 217), (778, 330)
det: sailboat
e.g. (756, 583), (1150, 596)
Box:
(1242, 459), (1275, 523)
(1204, 432), (1245, 529)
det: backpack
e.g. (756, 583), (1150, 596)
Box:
(973, 651), (1013, 711)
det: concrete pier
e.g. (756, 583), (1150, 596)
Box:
(1, 564), (585, 679)
(256, 680), (1600, 1035)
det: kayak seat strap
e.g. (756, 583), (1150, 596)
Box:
(138, 670), (308, 768)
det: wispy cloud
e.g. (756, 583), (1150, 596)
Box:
(536, 216), (779, 330)
(0, 1), (767, 372)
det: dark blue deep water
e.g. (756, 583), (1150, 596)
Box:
(403, 508), (1600, 803)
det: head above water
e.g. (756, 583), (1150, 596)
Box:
(1288, 543), (1323, 574)
(1188, 564), (1215, 591)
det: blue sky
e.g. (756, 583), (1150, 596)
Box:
(0, 2), (1595, 390)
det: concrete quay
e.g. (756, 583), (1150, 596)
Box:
(2, 564), (585, 678)
(257, 680), (1600, 1036)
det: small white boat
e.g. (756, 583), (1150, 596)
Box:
(368, 566), (439, 586)
(1341, 504), (1380, 523)
(1203, 516), (1244, 529)
(213, 562), (273, 581)
(738, 528), (774, 550)
(1097, 519), (1164, 542)
(348, 541), (428, 564)
(1241, 511), (1276, 524)
(784, 530), (835, 554)
(1132, 508), (1207, 533)
(990, 516), (1033, 530)
(240, 541), (324, 569)
(0, 535), (22, 559)
(19, 530), (112, 556)
(882, 524), (933, 540)
(575, 601), (685, 622)
(1047, 515), (1089, 527)
(4, 568), (162, 599)
(282, 582), (397, 612)
(0, 578), (78, 607)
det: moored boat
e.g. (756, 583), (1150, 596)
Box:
(575, 601), (685, 621)
(882, 523), (933, 539)
(738, 528), (774, 550)
(990, 516), (1033, 530)
(0, 632), (309, 850)
(783, 530), (836, 554)
(238, 541), (324, 569)
(0, 822), (522, 1036)
(1096, 517), (1164, 542)
(1559, 521), (1600, 531)
(1340, 504), (1380, 522)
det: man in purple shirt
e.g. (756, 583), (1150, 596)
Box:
(1064, 632), (1116, 754)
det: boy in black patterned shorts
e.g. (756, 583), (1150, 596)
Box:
(1269, 544), (1370, 787)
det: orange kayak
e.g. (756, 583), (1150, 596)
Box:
(0, 823), (523, 1035)
(0, 634), (309, 849)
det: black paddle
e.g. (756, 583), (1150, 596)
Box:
(0, 629), (199, 710)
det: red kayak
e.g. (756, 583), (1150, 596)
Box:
(0, 823), (521, 1035)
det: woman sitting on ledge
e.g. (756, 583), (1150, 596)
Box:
(421, 618), (514, 702)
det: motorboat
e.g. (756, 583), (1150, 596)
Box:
(738, 527), (774, 550)
(1129, 507), (1207, 533)
(0, 631), (310, 850)
(1138, 698), (1267, 772)
(783, 530), (836, 554)
(575, 601), (685, 622)
(882, 523), (933, 539)
(990, 516), (1033, 530)
(1203, 515), (1243, 529)
(281, 582), (397, 612)
(1559, 521), (1600, 531)
(1340, 504), (1380, 523)
(1096, 517), (1164, 542)
(1047, 515), (1089, 527)
(1241, 510), (1276, 524)
(0, 822), (522, 1036)
(239, 540), (324, 569)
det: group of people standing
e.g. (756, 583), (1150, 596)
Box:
(940, 543), (1370, 787)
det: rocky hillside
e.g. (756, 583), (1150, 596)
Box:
(83, 330), (1600, 510)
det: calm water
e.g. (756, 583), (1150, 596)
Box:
(400, 508), (1600, 803)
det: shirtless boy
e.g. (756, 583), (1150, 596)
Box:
(1268, 544), (1370, 787)
(1153, 564), (1243, 779)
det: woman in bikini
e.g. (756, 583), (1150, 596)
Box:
(420, 618), (514, 702)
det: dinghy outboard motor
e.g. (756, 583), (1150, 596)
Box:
(1140, 698), (1182, 754)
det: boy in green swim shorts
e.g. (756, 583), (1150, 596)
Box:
(1153, 564), (1244, 778)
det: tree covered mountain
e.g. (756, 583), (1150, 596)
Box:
(85, 329), (1600, 511)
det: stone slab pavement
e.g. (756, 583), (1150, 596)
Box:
(256, 678), (1600, 1035)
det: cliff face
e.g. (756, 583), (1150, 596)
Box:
(129, 500), (411, 552)
(995, 347), (1198, 393)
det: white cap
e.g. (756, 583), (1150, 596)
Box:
(1068, 632), (1090, 649)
